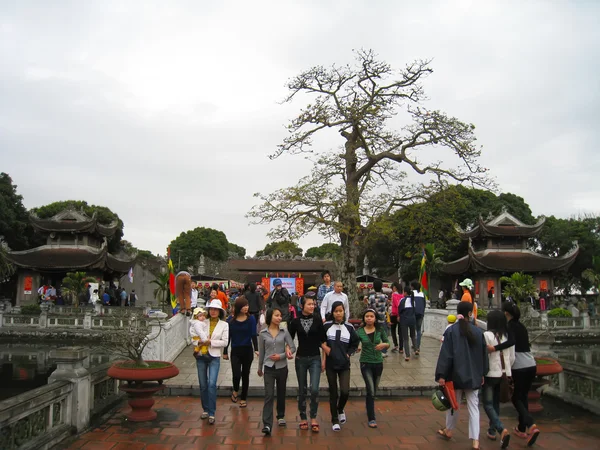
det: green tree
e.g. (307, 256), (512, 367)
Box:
(169, 227), (229, 272)
(61, 271), (97, 307)
(255, 240), (303, 258)
(249, 51), (490, 307)
(305, 243), (341, 259)
(537, 215), (600, 291)
(582, 256), (600, 301)
(228, 242), (247, 258)
(0, 173), (32, 250)
(150, 272), (170, 312)
(500, 272), (537, 304)
(31, 200), (124, 252)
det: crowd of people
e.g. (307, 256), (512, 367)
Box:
(186, 272), (545, 447)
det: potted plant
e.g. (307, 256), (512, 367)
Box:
(103, 315), (179, 421)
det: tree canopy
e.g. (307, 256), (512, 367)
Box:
(249, 50), (491, 306)
(305, 243), (341, 259)
(0, 173), (32, 251)
(169, 227), (229, 272)
(31, 200), (124, 252)
(255, 240), (303, 258)
(228, 242), (247, 258)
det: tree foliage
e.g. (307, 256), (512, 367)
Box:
(363, 185), (534, 281)
(31, 200), (124, 252)
(61, 271), (97, 308)
(228, 242), (247, 258)
(255, 240), (303, 258)
(169, 227), (229, 272)
(500, 272), (537, 304)
(305, 243), (341, 259)
(0, 173), (32, 251)
(249, 50), (490, 305)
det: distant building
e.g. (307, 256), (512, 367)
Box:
(440, 210), (579, 307)
(5, 209), (135, 306)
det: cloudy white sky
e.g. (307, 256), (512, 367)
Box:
(1, 1), (598, 257)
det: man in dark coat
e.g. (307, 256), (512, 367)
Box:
(267, 278), (291, 326)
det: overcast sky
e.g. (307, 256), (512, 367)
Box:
(1, 1), (598, 257)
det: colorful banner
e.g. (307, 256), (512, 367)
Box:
(475, 280), (480, 296)
(540, 280), (548, 290)
(487, 280), (495, 293)
(167, 248), (177, 312)
(295, 278), (304, 296)
(23, 276), (33, 295)
(419, 249), (429, 299)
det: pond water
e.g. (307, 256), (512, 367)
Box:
(0, 339), (111, 401)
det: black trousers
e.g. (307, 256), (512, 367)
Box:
(230, 346), (254, 400)
(390, 315), (403, 349)
(512, 365), (537, 432)
(263, 366), (288, 428)
(325, 366), (350, 424)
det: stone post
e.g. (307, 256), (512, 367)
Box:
(39, 302), (49, 328)
(0, 301), (4, 328)
(145, 302), (153, 317)
(12, 305), (21, 314)
(582, 311), (590, 330)
(83, 310), (92, 330)
(540, 310), (549, 330)
(445, 299), (460, 314)
(48, 347), (91, 432)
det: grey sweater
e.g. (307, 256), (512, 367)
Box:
(258, 327), (296, 370)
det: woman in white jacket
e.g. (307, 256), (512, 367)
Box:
(483, 310), (515, 448)
(195, 299), (229, 425)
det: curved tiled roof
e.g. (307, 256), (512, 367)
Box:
(441, 241), (579, 275)
(30, 212), (119, 237)
(458, 216), (546, 239)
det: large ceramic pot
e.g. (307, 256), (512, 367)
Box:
(108, 361), (179, 422)
(529, 356), (563, 413)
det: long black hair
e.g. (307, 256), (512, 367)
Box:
(486, 310), (508, 339)
(456, 301), (475, 346)
(502, 301), (521, 321)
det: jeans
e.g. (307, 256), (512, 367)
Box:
(360, 362), (383, 422)
(483, 377), (505, 434)
(196, 354), (220, 416)
(231, 346), (253, 400)
(263, 366), (288, 428)
(512, 366), (536, 432)
(400, 322), (416, 357)
(295, 355), (321, 420)
(325, 366), (350, 424)
(415, 315), (423, 350)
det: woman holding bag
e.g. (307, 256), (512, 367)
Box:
(483, 310), (515, 447)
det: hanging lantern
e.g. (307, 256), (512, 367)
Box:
(359, 283), (366, 289)
(204, 283), (210, 288)
(367, 283), (373, 289)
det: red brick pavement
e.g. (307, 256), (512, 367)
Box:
(63, 396), (599, 449)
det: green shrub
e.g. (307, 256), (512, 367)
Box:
(477, 307), (488, 321)
(21, 304), (41, 315)
(547, 308), (572, 318)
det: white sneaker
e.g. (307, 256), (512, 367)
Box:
(338, 412), (347, 424)
(332, 424), (341, 432)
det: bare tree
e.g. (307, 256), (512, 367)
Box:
(248, 50), (492, 308)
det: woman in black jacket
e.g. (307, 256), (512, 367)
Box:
(244, 283), (263, 328)
(488, 302), (540, 447)
(321, 301), (360, 432)
(436, 301), (488, 450)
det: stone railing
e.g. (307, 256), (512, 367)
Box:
(0, 348), (123, 450)
(544, 359), (600, 415)
(142, 313), (190, 362)
(548, 317), (584, 329)
(2, 315), (40, 327)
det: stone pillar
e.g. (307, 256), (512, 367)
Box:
(48, 347), (91, 432)
(582, 311), (590, 330)
(83, 311), (92, 330)
(540, 310), (549, 330)
(39, 302), (49, 328)
(446, 299), (460, 313)
(145, 302), (153, 316)
(12, 305), (21, 314)
(0, 301), (4, 328)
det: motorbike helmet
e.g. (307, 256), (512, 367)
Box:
(432, 388), (452, 411)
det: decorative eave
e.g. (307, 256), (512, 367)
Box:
(6, 241), (108, 271)
(441, 241), (579, 275)
(30, 211), (98, 234)
(106, 252), (136, 273)
(96, 220), (119, 237)
(457, 214), (546, 240)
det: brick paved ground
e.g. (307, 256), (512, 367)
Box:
(64, 395), (599, 449)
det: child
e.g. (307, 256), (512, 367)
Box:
(440, 314), (457, 345)
(190, 307), (208, 356)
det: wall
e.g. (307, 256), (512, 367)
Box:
(142, 313), (190, 362)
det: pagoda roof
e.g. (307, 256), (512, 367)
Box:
(6, 241), (135, 273)
(458, 211), (546, 239)
(227, 259), (337, 273)
(30, 209), (119, 237)
(441, 241), (579, 275)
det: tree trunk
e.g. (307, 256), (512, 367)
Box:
(340, 231), (361, 318)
